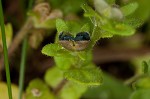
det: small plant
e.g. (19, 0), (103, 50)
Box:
(42, 0), (139, 85)
(1, 0), (150, 99)
(129, 60), (150, 99)
(25, 0), (142, 99)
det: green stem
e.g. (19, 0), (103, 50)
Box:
(18, 38), (28, 99)
(0, 0), (12, 99)
(27, 0), (34, 11)
(18, 1), (34, 99)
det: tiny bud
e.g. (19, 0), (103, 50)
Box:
(31, 88), (42, 97)
(94, 0), (109, 14)
(110, 7), (123, 20)
(33, 3), (51, 22)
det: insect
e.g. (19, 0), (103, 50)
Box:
(59, 32), (90, 51)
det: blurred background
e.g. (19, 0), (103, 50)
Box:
(0, 0), (150, 99)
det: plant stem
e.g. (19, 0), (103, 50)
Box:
(8, 18), (32, 57)
(0, 0), (12, 99)
(18, 37), (28, 99)
(53, 79), (67, 95)
(124, 74), (143, 85)
(18, 0), (33, 99)
(0, 18), (33, 71)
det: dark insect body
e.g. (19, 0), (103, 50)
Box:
(59, 32), (90, 51)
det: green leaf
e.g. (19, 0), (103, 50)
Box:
(121, 2), (138, 16)
(123, 18), (143, 28)
(82, 73), (132, 99)
(130, 89), (150, 99)
(42, 43), (70, 57)
(0, 82), (20, 99)
(101, 23), (135, 36)
(0, 23), (13, 47)
(56, 19), (69, 33)
(133, 76), (150, 89)
(26, 79), (55, 99)
(132, 0), (150, 22)
(54, 56), (75, 70)
(77, 51), (92, 61)
(82, 4), (135, 43)
(66, 21), (83, 36)
(132, 56), (150, 75)
(64, 65), (103, 86)
(81, 4), (101, 19)
(142, 61), (150, 75)
(59, 82), (87, 99)
(90, 26), (113, 46)
(90, 26), (102, 46)
(80, 23), (90, 33)
(44, 66), (64, 88)
(44, 67), (87, 99)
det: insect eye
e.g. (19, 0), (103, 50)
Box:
(75, 32), (90, 41)
(59, 32), (74, 40)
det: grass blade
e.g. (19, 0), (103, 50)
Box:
(0, 0), (12, 99)
(18, 0), (34, 99)
(18, 38), (28, 99)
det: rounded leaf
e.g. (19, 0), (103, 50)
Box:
(26, 79), (55, 99)
(64, 67), (103, 86)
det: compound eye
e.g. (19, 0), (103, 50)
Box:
(75, 32), (90, 41)
(59, 32), (74, 40)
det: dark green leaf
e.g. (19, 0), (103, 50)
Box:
(132, 0), (150, 22)
(142, 61), (149, 74)
(133, 76), (150, 89)
(130, 89), (150, 99)
(82, 73), (132, 99)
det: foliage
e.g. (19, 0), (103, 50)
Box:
(47, 0), (86, 15)
(0, 23), (13, 52)
(25, 79), (55, 99)
(82, 73), (132, 99)
(130, 60), (150, 99)
(2, 0), (150, 99)
(42, 0), (140, 86)
(40, 0), (143, 98)
(45, 66), (87, 99)
(0, 82), (20, 99)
